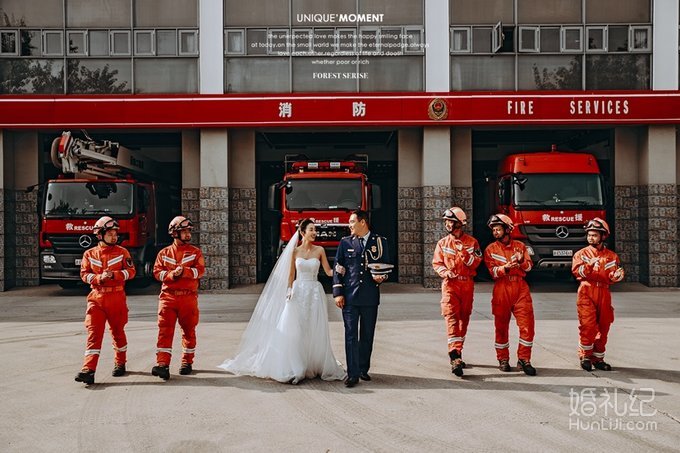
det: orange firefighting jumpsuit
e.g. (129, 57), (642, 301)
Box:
(572, 245), (624, 363)
(153, 242), (205, 367)
(79, 244), (136, 371)
(484, 240), (534, 362)
(432, 233), (482, 354)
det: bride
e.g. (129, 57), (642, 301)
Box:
(218, 218), (346, 383)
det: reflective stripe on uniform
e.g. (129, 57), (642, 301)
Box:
(157, 348), (173, 354)
(604, 260), (617, 270)
(162, 256), (177, 265)
(183, 348), (196, 353)
(122, 269), (129, 280)
(181, 254), (196, 264)
(86, 273), (96, 284)
(491, 253), (507, 263)
(114, 345), (128, 352)
(159, 270), (168, 281)
(191, 268), (198, 279)
(333, 284), (343, 288)
(494, 342), (510, 349)
(579, 343), (594, 350)
(447, 337), (464, 344)
(441, 246), (456, 256)
(592, 351), (605, 358)
(465, 254), (475, 266)
(107, 255), (124, 266)
(89, 257), (103, 268)
(84, 349), (101, 356)
(518, 338), (533, 347)
(578, 265), (587, 279)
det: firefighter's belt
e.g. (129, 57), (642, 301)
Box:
(94, 286), (125, 293)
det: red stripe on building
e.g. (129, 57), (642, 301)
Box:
(1, 91), (679, 128)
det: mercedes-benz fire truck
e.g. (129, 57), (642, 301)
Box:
(268, 154), (381, 262)
(494, 145), (607, 271)
(40, 131), (177, 288)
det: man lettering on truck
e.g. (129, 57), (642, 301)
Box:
(432, 207), (482, 378)
(75, 216), (136, 385)
(571, 217), (624, 372)
(483, 214), (537, 376)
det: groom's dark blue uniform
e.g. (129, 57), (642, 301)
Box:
(333, 232), (391, 380)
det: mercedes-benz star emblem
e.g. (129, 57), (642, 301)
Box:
(555, 226), (569, 239)
(78, 235), (93, 248)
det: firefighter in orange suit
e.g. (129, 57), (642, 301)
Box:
(571, 217), (624, 372)
(151, 216), (205, 380)
(483, 214), (537, 376)
(75, 216), (136, 385)
(432, 207), (482, 377)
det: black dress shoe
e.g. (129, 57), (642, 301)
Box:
(359, 372), (371, 381)
(344, 377), (359, 388)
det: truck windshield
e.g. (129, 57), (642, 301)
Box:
(286, 179), (362, 211)
(44, 182), (134, 217)
(513, 174), (604, 207)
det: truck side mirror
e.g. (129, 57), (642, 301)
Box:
(371, 185), (381, 211)
(268, 184), (279, 211)
(499, 178), (511, 206)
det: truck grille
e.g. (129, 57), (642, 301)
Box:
(519, 225), (586, 266)
(46, 234), (96, 253)
(315, 224), (350, 241)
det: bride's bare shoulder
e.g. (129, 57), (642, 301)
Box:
(314, 245), (326, 256)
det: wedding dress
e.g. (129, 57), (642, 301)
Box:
(218, 233), (346, 383)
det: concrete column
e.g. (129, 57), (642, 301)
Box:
(397, 128), (423, 284)
(425, 0), (449, 91)
(451, 127), (473, 225)
(653, 0), (679, 90)
(613, 127), (642, 281)
(199, 0), (224, 94)
(0, 130), (7, 290)
(228, 130), (256, 286)
(181, 130), (201, 245)
(200, 129), (229, 289)
(638, 125), (678, 287)
(422, 127), (451, 288)
(0, 132), (40, 289)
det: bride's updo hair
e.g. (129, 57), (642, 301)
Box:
(298, 218), (314, 235)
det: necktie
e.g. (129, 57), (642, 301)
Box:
(359, 237), (365, 253)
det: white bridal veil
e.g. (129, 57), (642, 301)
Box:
(218, 232), (299, 374)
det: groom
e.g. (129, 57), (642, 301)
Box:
(333, 210), (391, 388)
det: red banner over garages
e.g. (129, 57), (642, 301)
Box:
(1, 91), (679, 128)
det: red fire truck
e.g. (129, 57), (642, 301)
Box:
(268, 154), (381, 260)
(494, 145), (607, 271)
(39, 131), (178, 288)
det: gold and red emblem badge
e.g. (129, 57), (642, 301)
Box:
(428, 98), (448, 121)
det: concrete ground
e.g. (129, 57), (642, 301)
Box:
(1, 280), (679, 452)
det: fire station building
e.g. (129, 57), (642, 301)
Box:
(1, 0), (679, 290)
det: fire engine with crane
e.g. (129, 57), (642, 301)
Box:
(268, 154), (381, 264)
(492, 144), (607, 271)
(39, 131), (178, 288)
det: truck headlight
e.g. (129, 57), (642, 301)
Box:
(43, 255), (57, 264)
(526, 246), (535, 256)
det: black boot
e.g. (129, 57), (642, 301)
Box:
(580, 358), (592, 371)
(498, 359), (512, 372)
(449, 350), (464, 377)
(517, 359), (537, 376)
(75, 369), (95, 385)
(112, 364), (126, 377)
(593, 361), (612, 371)
(152, 365), (170, 381)
(179, 363), (193, 375)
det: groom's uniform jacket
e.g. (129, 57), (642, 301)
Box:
(333, 233), (391, 306)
